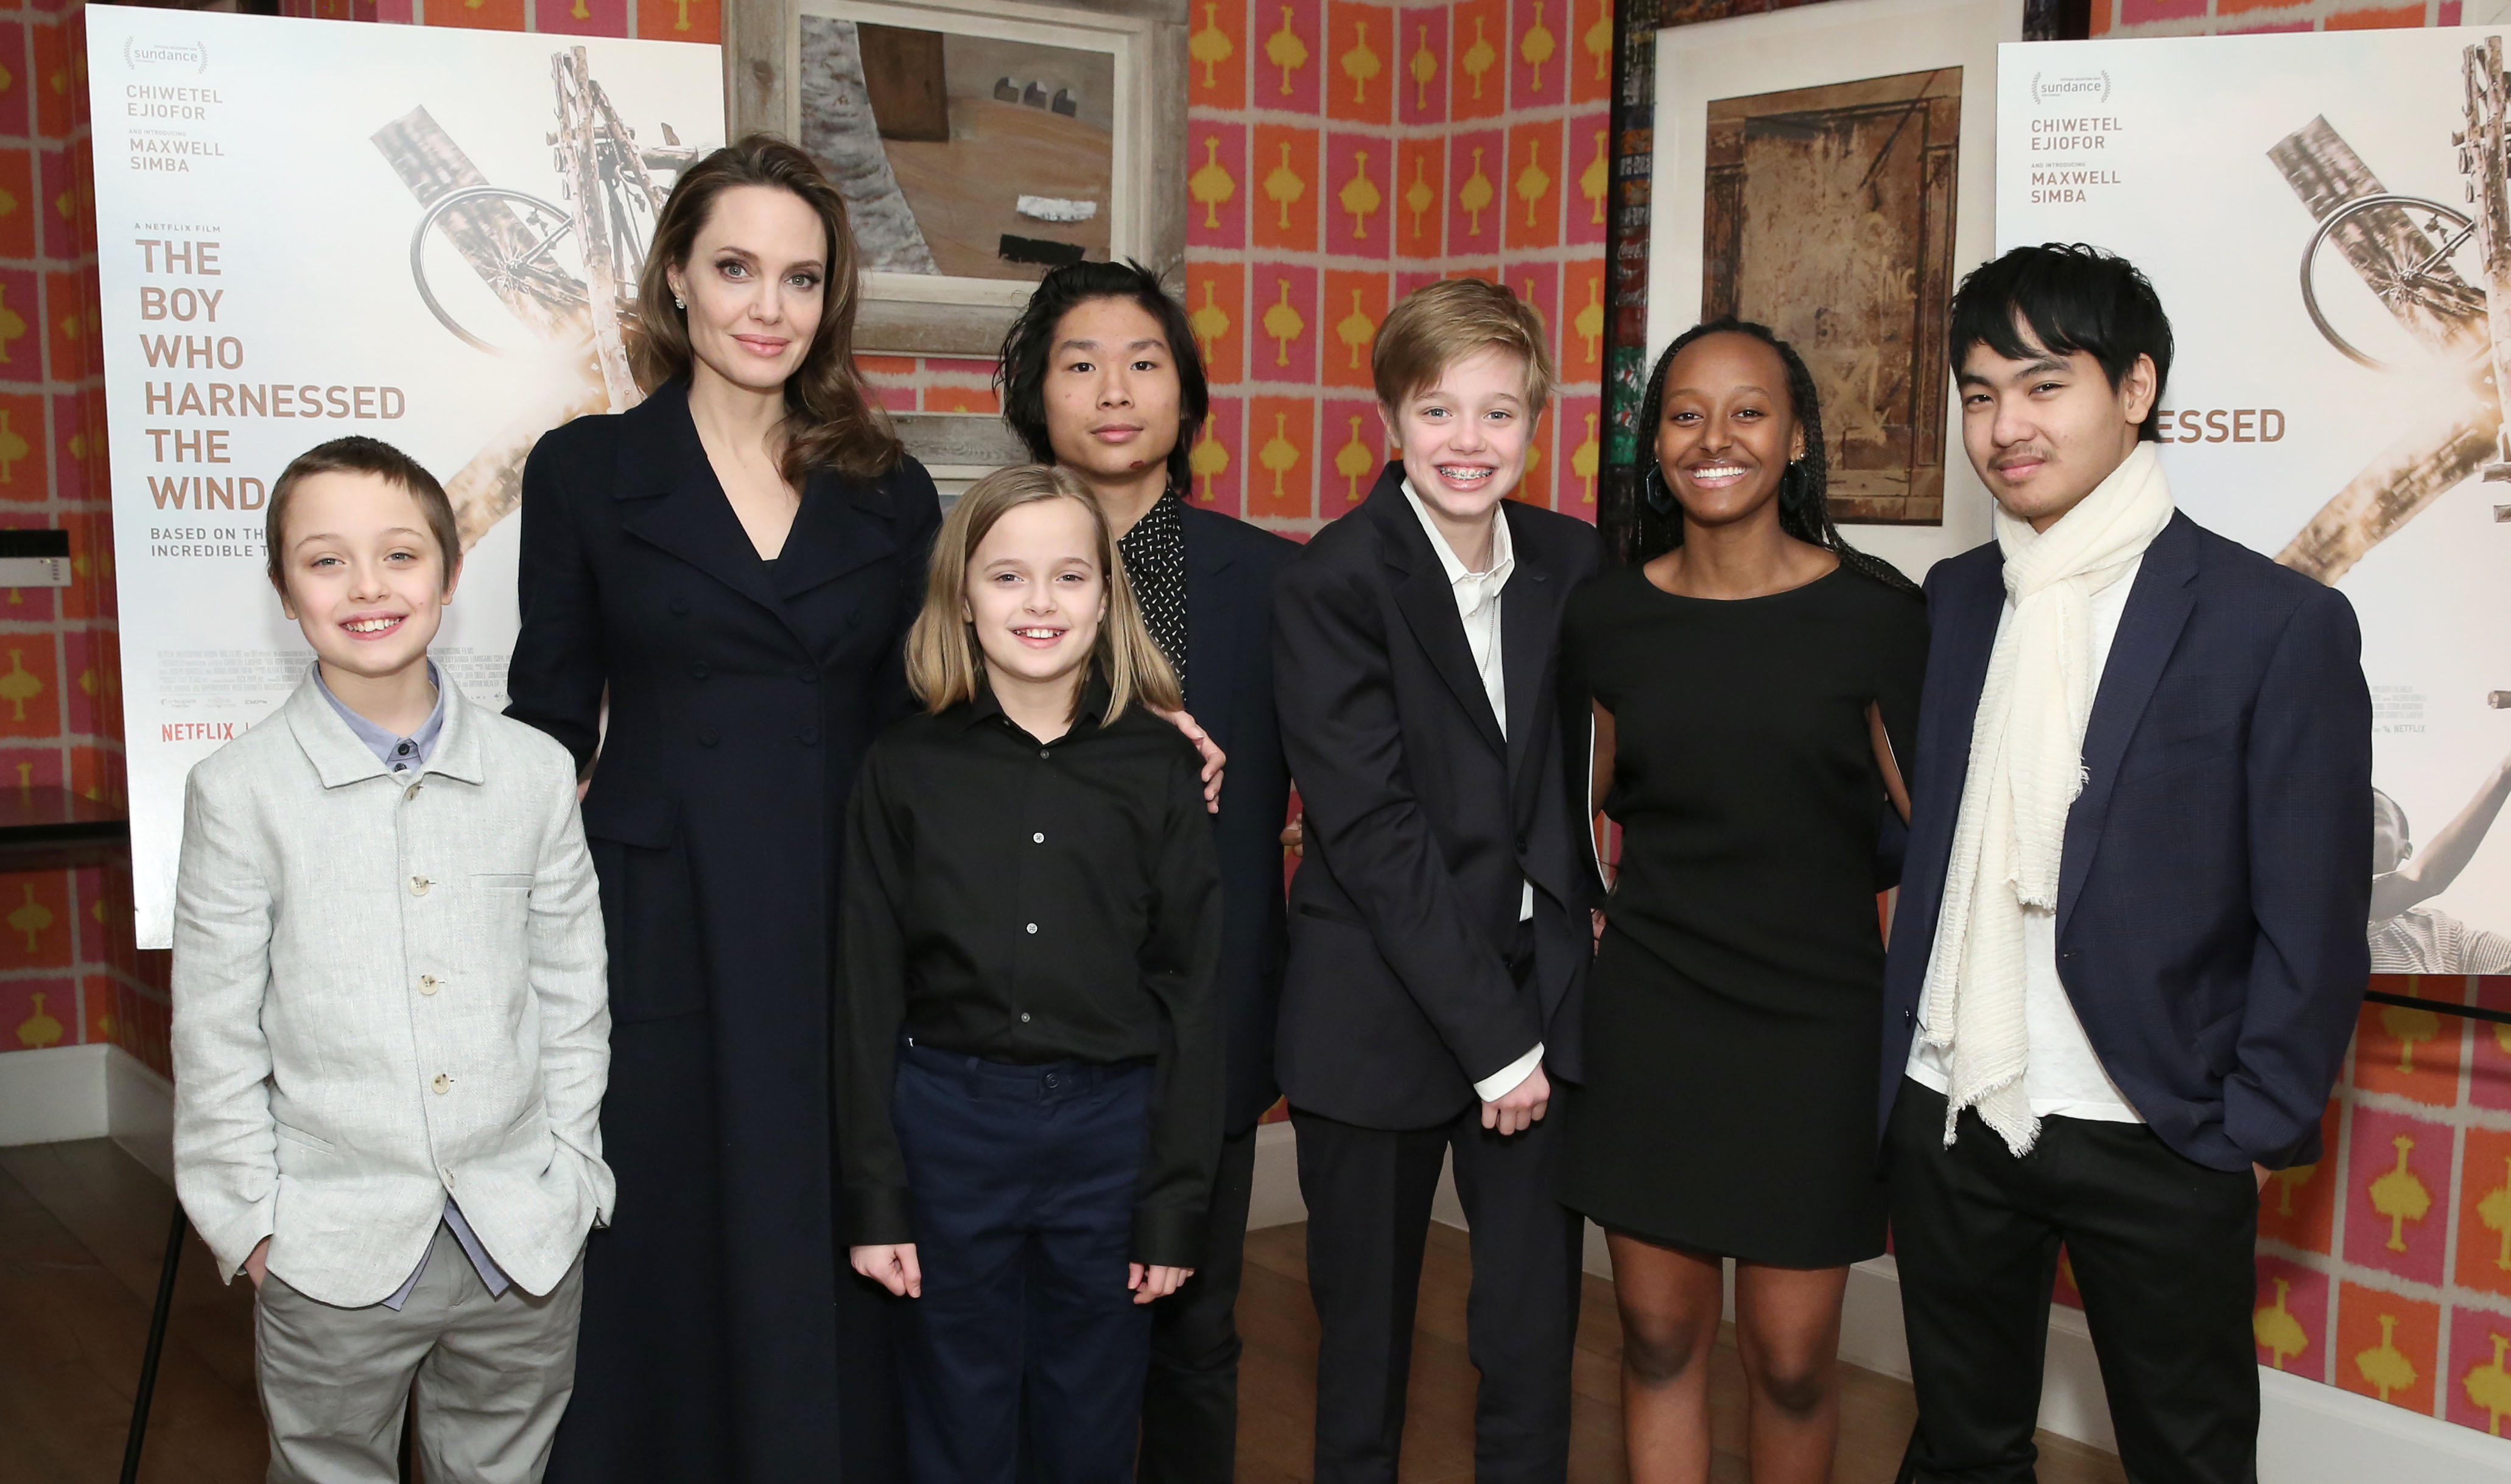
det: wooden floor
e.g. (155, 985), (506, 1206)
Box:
(0, 1138), (2125, 1484)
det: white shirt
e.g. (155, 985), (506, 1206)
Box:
(1401, 481), (1543, 1102)
(1907, 555), (2145, 1125)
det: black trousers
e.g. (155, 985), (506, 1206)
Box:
(1139, 1123), (1259, 1483)
(893, 1043), (1156, 1484)
(1886, 1078), (2261, 1484)
(1291, 1102), (1584, 1484)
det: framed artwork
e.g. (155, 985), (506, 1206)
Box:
(1649, 0), (2021, 573)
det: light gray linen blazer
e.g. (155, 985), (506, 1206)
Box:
(172, 671), (613, 1305)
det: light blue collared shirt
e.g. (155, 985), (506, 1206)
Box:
(312, 662), (512, 1309)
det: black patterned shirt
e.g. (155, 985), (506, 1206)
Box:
(1117, 488), (1189, 688)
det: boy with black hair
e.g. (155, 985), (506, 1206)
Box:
(996, 259), (1299, 1481)
(1879, 244), (2371, 1483)
(174, 436), (611, 1484)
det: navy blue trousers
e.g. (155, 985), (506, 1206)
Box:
(893, 1040), (1156, 1484)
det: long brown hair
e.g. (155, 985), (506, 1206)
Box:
(905, 465), (1181, 726)
(631, 134), (903, 482)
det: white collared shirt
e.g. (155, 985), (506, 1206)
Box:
(1400, 480), (1543, 1102)
(1906, 555), (2146, 1124)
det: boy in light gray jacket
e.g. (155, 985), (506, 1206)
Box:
(173, 436), (611, 1484)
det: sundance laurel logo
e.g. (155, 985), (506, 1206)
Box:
(2029, 70), (2110, 107)
(124, 38), (211, 74)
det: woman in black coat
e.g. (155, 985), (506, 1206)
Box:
(507, 136), (939, 1483)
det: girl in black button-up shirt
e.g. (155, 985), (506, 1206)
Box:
(834, 465), (1221, 1483)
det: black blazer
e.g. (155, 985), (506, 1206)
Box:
(1880, 512), (2373, 1172)
(1178, 503), (1302, 1133)
(1273, 464), (1604, 1130)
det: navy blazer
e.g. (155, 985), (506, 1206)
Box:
(1176, 503), (1301, 1132)
(1274, 464), (1603, 1130)
(1879, 511), (2373, 1172)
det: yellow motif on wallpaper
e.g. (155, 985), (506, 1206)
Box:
(571, 0), (591, 20)
(0, 410), (27, 485)
(1460, 147), (1494, 237)
(1410, 24), (1439, 111)
(1515, 142), (1551, 228)
(1263, 279), (1307, 368)
(1265, 5), (1310, 96)
(1340, 152), (1382, 239)
(0, 53), (15, 97)
(15, 988), (60, 1049)
(1192, 2), (1235, 90)
(1263, 142), (1308, 232)
(0, 178), (17, 228)
(1581, 128), (1610, 225)
(1519, 276), (1546, 333)
(2266, 1156), (2317, 1218)
(1341, 18), (1381, 104)
(666, 0), (694, 32)
(1574, 275), (1604, 365)
(0, 284), (24, 366)
(2253, 1276), (2307, 1371)
(1335, 290), (1375, 369)
(1191, 415), (1231, 503)
(2381, 994), (2440, 1073)
(10, 883), (52, 954)
(1519, 2), (1555, 90)
(1405, 154), (1438, 239)
(1570, 410), (1599, 505)
(2370, 1134), (2432, 1253)
(2355, 1312), (2417, 1402)
(2469, 1332), (2511, 1435)
(2478, 1155), (2511, 1270)
(0, 648), (39, 721)
(1192, 136), (1238, 229)
(1462, 17), (1496, 100)
(1190, 279), (1234, 368)
(1335, 416), (1375, 500)
(13, 761), (27, 788)
(1259, 413), (1299, 500)
(1584, 1), (1612, 82)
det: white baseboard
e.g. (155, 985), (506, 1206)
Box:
(0, 1043), (177, 1185)
(1247, 1118), (2511, 1479)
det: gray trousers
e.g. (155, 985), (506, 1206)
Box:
(256, 1223), (585, 1484)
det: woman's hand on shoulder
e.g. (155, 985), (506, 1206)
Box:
(1155, 707), (1226, 814)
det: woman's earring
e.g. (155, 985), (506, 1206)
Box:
(673, 294), (686, 309)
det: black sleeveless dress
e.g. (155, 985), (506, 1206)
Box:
(1561, 562), (1926, 1267)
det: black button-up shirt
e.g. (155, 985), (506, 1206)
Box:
(1117, 488), (1189, 685)
(834, 677), (1223, 1266)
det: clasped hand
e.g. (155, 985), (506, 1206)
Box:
(851, 1244), (1193, 1305)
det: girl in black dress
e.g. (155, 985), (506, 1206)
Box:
(1562, 321), (1924, 1483)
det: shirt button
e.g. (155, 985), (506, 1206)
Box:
(1038, 749), (1050, 760)
(430, 1073), (450, 1094)
(418, 975), (439, 996)
(404, 782), (423, 800)
(691, 661), (711, 680)
(1019, 1012), (1033, 1023)
(1032, 832), (1045, 844)
(798, 727), (821, 746)
(669, 597), (690, 616)
(441, 1166), (457, 1189)
(1025, 923), (1038, 934)
(698, 729), (720, 747)
(410, 876), (432, 897)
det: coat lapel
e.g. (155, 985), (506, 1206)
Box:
(1368, 468), (1505, 755)
(2057, 513), (2200, 933)
(1498, 503), (1558, 784)
(612, 381), (793, 634)
(771, 467), (901, 602)
(1180, 506), (1241, 743)
(1906, 550), (2005, 905)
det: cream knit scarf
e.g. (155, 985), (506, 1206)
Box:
(1920, 441), (2175, 1155)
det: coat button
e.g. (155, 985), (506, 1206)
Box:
(431, 1073), (451, 1094)
(1903, 1007), (1916, 1025)
(798, 667), (820, 684)
(669, 597), (690, 616)
(404, 782), (423, 801)
(698, 729), (720, 747)
(846, 607), (863, 630)
(418, 975), (439, 996)
(798, 727), (821, 746)
(441, 1166), (457, 1189)
(692, 661), (711, 680)
(1025, 922), (1038, 934)
(1033, 832), (1045, 844)
(410, 876), (432, 897)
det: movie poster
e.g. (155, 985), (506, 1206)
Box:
(2001, 32), (2511, 1435)
(90, 9), (722, 945)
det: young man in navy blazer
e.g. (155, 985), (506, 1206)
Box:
(1880, 245), (2372, 1483)
(1274, 278), (1601, 1483)
(998, 259), (1300, 1483)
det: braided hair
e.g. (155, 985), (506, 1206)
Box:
(1634, 318), (1920, 599)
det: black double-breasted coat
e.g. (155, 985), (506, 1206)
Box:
(507, 380), (941, 1483)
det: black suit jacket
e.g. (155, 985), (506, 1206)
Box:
(1273, 464), (1604, 1130)
(1880, 512), (2373, 1171)
(1177, 503), (1301, 1132)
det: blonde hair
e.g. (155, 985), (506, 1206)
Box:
(905, 465), (1182, 725)
(1371, 276), (1557, 411)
